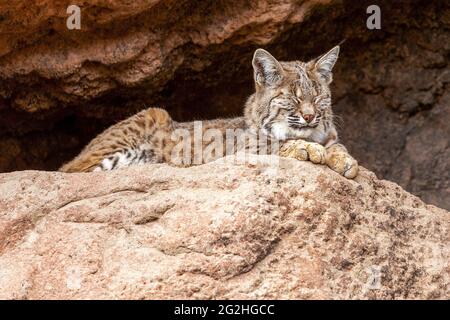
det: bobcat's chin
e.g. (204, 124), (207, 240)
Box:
(270, 122), (291, 141)
(269, 121), (318, 141)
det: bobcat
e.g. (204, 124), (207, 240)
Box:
(60, 46), (358, 178)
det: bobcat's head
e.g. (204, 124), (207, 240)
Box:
(244, 46), (339, 141)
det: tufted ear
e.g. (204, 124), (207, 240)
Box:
(252, 49), (284, 87)
(314, 46), (339, 84)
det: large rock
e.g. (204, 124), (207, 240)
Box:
(0, 155), (448, 299)
(0, 0), (449, 209)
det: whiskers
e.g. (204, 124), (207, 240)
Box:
(311, 115), (322, 127)
(331, 113), (344, 130)
(287, 115), (321, 129)
(287, 116), (307, 129)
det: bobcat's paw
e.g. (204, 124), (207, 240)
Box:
(326, 152), (359, 179)
(279, 140), (326, 164)
(279, 140), (308, 161)
(305, 142), (326, 164)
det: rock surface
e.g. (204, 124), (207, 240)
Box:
(0, 155), (448, 299)
(0, 0), (449, 209)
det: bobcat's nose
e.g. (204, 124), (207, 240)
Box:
(303, 114), (315, 123)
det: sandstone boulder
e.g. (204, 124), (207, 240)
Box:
(0, 155), (448, 299)
(0, 0), (448, 211)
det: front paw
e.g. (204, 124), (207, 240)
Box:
(279, 140), (308, 161)
(305, 142), (326, 164)
(279, 140), (326, 164)
(326, 152), (359, 179)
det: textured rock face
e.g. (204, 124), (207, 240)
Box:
(0, 155), (448, 299)
(0, 0), (449, 210)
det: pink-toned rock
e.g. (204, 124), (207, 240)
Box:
(0, 0), (329, 106)
(0, 1), (448, 212)
(0, 155), (448, 299)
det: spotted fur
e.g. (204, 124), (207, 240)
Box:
(60, 46), (358, 178)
